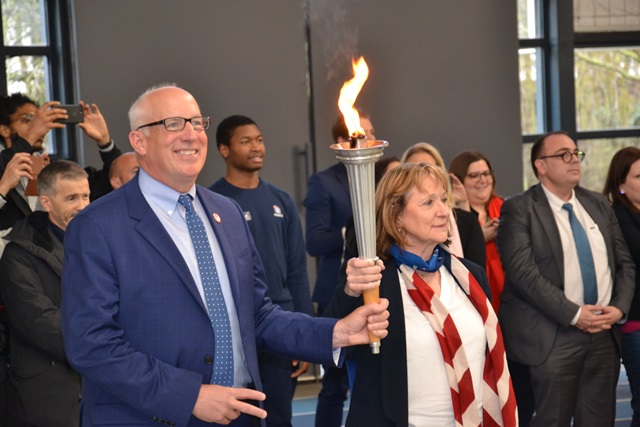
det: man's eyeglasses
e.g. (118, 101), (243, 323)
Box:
(466, 170), (494, 181)
(538, 150), (586, 163)
(136, 116), (211, 132)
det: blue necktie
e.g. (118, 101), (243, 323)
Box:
(178, 194), (234, 386)
(562, 203), (598, 305)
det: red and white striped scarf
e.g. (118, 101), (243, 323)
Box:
(399, 253), (518, 427)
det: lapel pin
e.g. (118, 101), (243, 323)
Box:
(212, 213), (221, 223)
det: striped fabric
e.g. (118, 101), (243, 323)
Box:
(399, 251), (518, 427)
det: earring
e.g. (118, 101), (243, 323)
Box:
(620, 189), (626, 195)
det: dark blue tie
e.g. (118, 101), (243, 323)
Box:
(562, 203), (598, 305)
(178, 194), (234, 386)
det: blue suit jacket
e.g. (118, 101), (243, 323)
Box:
(304, 163), (352, 310)
(61, 175), (338, 427)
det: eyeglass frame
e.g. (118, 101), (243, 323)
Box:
(135, 116), (211, 132)
(465, 170), (494, 181)
(538, 149), (586, 164)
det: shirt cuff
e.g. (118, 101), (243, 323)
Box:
(98, 139), (114, 152)
(332, 348), (342, 366)
(570, 307), (581, 326)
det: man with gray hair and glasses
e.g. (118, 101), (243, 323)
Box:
(61, 83), (389, 427)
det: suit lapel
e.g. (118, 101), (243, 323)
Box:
(126, 182), (208, 313)
(196, 188), (242, 306)
(531, 185), (565, 283)
(379, 262), (409, 425)
(576, 188), (614, 270)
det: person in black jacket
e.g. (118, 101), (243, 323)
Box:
(603, 146), (640, 427)
(0, 159), (89, 426)
(327, 163), (516, 426)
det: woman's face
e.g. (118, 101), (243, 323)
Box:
(397, 174), (450, 257)
(463, 160), (493, 206)
(621, 159), (640, 210)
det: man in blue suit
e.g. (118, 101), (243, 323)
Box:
(60, 84), (389, 427)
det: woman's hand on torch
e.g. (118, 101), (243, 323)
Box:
(345, 258), (385, 297)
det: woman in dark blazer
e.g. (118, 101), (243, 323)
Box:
(604, 146), (640, 427)
(328, 163), (517, 427)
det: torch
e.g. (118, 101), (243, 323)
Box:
(331, 57), (387, 354)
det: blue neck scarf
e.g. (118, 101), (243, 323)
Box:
(389, 243), (445, 272)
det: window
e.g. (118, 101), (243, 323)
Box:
(0, 0), (76, 157)
(517, 0), (640, 192)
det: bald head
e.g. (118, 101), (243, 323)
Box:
(127, 84), (207, 193)
(110, 152), (139, 189)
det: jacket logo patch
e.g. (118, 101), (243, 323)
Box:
(273, 205), (284, 218)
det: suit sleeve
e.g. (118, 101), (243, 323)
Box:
(61, 214), (202, 427)
(497, 197), (580, 327)
(304, 173), (344, 256)
(616, 207), (640, 266)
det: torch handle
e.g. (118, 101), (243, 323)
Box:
(362, 287), (381, 354)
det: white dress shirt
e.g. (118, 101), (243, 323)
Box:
(138, 169), (251, 387)
(541, 184), (613, 323)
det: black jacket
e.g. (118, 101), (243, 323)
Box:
(326, 254), (490, 426)
(613, 203), (640, 321)
(0, 211), (80, 426)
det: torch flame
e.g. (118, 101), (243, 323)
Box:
(338, 56), (369, 140)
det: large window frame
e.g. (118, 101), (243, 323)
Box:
(0, 0), (77, 159)
(520, 0), (640, 144)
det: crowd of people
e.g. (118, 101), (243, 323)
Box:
(0, 84), (638, 427)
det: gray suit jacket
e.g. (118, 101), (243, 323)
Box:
(497, 184), (635, 366)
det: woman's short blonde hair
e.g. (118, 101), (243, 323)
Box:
(375, 162), (453, 260)
(400, 142), (445, 168)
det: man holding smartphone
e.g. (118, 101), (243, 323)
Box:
(0, 93), (123, 233)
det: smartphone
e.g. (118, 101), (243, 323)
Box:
(54, 104), (84, 124)
(25, 155), (51, 196)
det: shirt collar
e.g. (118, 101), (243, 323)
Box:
(138, 168), (196, 217)
(541, 182), (577, 212)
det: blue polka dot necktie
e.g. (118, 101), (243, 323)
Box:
(178, 194), (234, 386)
(562, 203), (598, 305)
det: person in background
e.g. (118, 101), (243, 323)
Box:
(305, 111), (376, 427)
(0, 160), (89, 426)
(449, 150), (503, 311)
(331, 163), (517, 426)
(61, 84), (389, 426)
(0, 94), (122, 230)
(603, 146), (640, 427)
(498, 131), (634, 427)
(109, 152), (139, 190)
(451, 150), (535, 425)
(210, 114), (312, 427)
(401, 142), (486, 268)
(374, 156), (400, 184)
